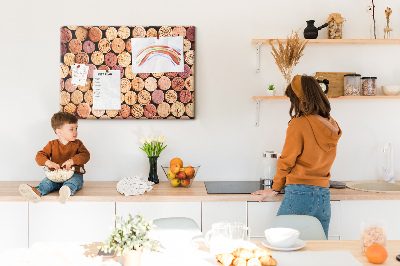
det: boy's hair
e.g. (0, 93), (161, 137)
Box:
(285, 75), (331, 121)
(51, 112), (78, 131)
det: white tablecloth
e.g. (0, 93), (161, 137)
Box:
(271, 250), (362, 266)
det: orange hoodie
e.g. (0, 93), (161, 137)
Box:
(272, 115), (342, 191)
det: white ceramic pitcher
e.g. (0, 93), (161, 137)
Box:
(205, 222), (233, 255)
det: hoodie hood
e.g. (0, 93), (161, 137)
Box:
(305, 115), (342, 152)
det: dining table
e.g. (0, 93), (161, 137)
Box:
(2, 240), (400, 265)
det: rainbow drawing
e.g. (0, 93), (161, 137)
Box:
(135, 45), (182, 67)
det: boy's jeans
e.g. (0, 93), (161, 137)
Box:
(276, 184), (331, 239)
(36, 173), (83, 196)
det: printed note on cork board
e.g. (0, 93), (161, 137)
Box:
(315, 72), (356, 96)
(60, 26), (195, 119)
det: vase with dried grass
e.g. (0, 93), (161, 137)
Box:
(269, 30), (308, 90)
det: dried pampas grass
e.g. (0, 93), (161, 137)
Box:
(269, 30), (308, 85)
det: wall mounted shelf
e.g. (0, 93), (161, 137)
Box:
(252, 38), (400, 72)
(252, 39), (400, 45)
(253, 95), (400, 126)
(253, 95), (400, 99)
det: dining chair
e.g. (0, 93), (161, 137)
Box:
(152, 217), (203, 238)
(269, 215), (327, 240)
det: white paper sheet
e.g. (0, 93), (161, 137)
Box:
(71, 64), (89, 86)
(131, 36), (184, 73)
(92, 70), (121, 110)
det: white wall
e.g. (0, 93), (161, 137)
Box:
(1, 0), (400, 183)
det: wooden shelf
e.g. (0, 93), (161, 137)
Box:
(253, 95), (400, 99)
(253, 95), (400, 126)
(251, 39), (400, 45)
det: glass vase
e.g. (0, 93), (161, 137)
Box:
(148, 156), (159, 184)
(370, 19), (379, 39)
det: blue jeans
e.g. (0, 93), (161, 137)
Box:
(36, 173), (84, 196)
(277, 184), (331, 238)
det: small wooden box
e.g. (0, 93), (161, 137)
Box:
(315, 72), (356, 96)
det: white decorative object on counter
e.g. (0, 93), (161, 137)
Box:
(381, 85), (400, 96)
(45, 167), (75, 183)
(116, 175), (154, 196)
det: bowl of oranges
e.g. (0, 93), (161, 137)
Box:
(161, 158), (200, 188)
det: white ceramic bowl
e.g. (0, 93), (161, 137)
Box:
(382, 85), (400, 96)
(264, 227), (300, 248)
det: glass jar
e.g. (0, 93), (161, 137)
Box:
(360, 219), (387, 254)
(362, 77), (377, 96)
(344, 74), (361, 96)
(261, 151), (279, 185)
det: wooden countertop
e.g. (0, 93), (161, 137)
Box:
(2, 181), (400, 202)
(88, 240), (400, 265)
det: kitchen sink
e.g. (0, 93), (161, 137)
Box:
(346, 181), (400, 193)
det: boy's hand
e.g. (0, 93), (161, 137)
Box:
(45, 160), (60, 170)
(61, 159), (74, 171)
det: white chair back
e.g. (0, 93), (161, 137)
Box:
(269, 215), (327, 240)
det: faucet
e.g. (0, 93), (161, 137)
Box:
(383, 142), (395, 183)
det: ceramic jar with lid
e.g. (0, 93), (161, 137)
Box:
(344, 74), (361, 96)
(362, 77), (377, 96)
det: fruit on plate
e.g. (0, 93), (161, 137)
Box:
(170, 164), (180, 174)
(184, 165), (195, 178)
(366, 244), (388, 264)
(180, 179), (191, 187)
(170, 158), (183, 168)
(167, 170), (176, 179)
(176, 170), (186, 180)
(170, 178), (181, 187)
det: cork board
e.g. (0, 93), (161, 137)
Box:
(60, 26), (195, 119)
(315, 72), (356, 96)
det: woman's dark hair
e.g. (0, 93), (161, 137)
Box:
(285, 75), (331, 121)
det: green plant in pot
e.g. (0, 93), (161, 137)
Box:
(101, 214), (159, 266)
(267, 84), (276, 96)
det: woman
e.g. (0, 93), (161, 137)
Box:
(252, 75), (342, 238)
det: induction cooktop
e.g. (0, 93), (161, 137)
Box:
(204, 181), (264, 194)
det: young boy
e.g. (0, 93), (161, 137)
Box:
(19, 112), (90, 204)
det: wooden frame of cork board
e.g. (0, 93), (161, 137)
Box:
(60, 26), (195, 119)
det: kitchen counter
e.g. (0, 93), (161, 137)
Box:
(2, 181), (400, 202)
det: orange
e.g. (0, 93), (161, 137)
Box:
(170, 158), (183, 168)
(365, 244), (388, 264)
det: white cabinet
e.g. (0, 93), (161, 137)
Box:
(0, 202), (28, 252)
(116, 202), (201, 230)
(328, 201), (340, 240)
(202, 201), (247, 233)
(29, 202), (115, 246)
(248, 201), (341, 240)
(340, 200), (400, 240)
(247, 202), (281, 239)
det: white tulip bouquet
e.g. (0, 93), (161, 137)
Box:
(139, 135), (167, 157)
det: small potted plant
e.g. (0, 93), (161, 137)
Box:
(267, 84), (276, 96)
(101, 214), (159, 266)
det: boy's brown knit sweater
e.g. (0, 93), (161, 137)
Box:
(272, 115), (342, 192)
(36, 139), (90, 174)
